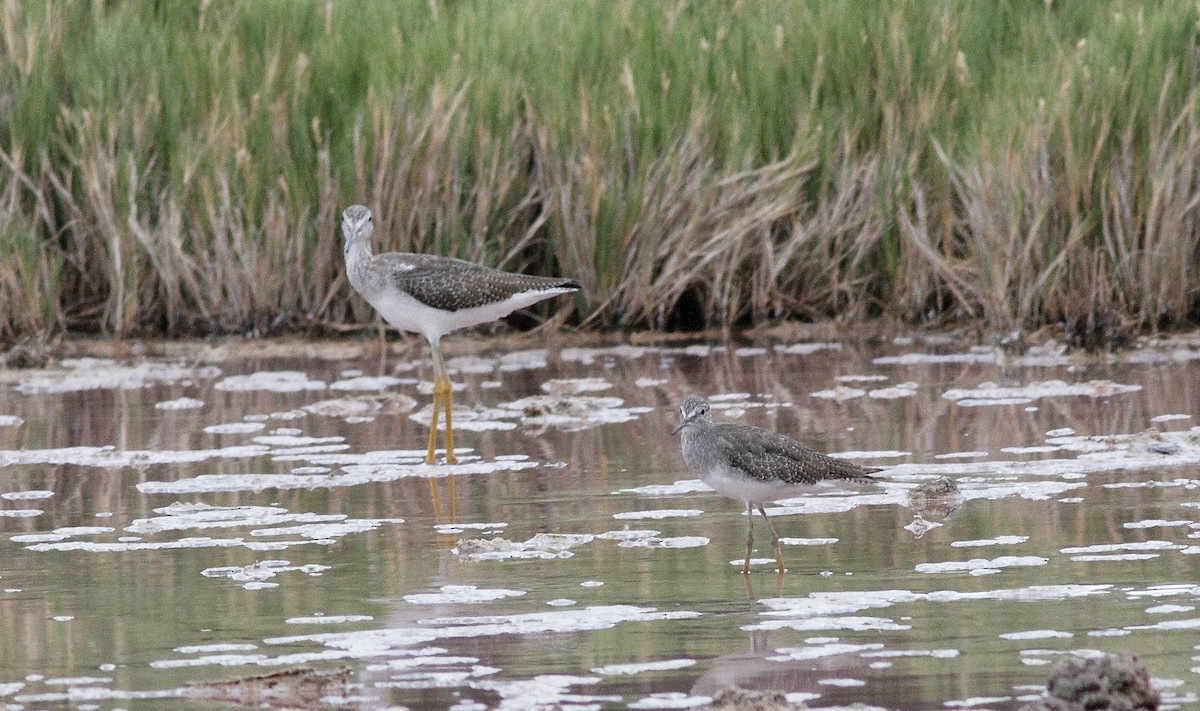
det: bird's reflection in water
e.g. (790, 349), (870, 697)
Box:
(690, 576), (909, 708)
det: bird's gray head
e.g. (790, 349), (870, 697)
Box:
(671, 395), (712, 435)
(341, 204), (373, 254)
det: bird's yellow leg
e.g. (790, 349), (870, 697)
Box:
(425, 380), (441, 465)
(442, 376), (457, 465)
(756, 504), (785, 575)
(742, 502), (754, 575)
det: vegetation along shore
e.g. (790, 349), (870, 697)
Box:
(1, 1), (1198, 347)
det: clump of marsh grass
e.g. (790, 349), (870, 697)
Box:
(0, 1), (1198, 347)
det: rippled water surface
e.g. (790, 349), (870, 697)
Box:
(1, 333), (1199, 709)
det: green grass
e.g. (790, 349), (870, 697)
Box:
(0, 0), (1198, 344)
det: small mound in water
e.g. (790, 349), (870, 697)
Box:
(703, 687), (798, 710)
(906, 476), (963, 520)
(1019, 652), (1159, 711)
(184, 667), (353, 709)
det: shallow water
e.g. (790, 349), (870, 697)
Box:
(1, 334), (1199, 710)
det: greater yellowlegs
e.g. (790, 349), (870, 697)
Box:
(672, 395), (880, 574)
(341, 204), (580, 464)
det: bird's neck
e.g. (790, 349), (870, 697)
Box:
(345, 238), (373, 272)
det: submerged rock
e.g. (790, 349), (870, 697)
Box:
(1020, 652), (1159, 711)
(184, 667), (353, 709)
(906, 476), (963, 520)
(703, 687), (799, 711)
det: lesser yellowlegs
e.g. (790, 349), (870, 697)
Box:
(341, 204), (580, 464)
(672, 395), (880, 574)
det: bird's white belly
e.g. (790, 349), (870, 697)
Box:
(366, 288), (573, 342)
(698, 464), (801, 504)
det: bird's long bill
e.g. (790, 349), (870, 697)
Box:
(670, 421), (685, 436)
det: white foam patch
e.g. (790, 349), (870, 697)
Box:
(751, 616), (909, 632)
(265, 605), (701, 655)
(999, 630), (1073, 640)
(285, 614), (374, 625)
(1, 490), (53, 501)
(779, 537), (838, 546)
(1001, 446), (1061, 455)
(201, 560), (330, 589)
(495, 395), (653, 432)
(329, 375), (405, 391)
(592, 659), (696, 676)
(833, 450), (910, 459)
(869, 383), (918, 399)
(214, 371), (326, 393)
(934, 451), (989, 459)
(635, 377), (669, 388)
(616, 536), (709, 549)
(1071, 553), (1161, 562)
(1145, 605), (1195, 614)
(1123, 520), (1193, 529)
(435, 522), (508, 535)
(175, 643), (259, 654)
(1060, 540), (1184, 554)
(915, 556), (1048, 574)
(137, 458), (537, 494)
(775, 342), (841, 355)
(540, 377), (612, 395)
(456, 533), (595, 561)
(596, 529), (660, 541)
(252, 435), (343, 447)
(0, 509), (41, 518)
(862, 649), (960, 658)
(943, 380), (1142, 404)
(951, 536), (1029, 548)
(11, 358), (202, 394)
(560, 344), (652, 365)
(155, 397), (204, 411)
(613, 509), (704, 520)
(1151, 414), (1191, 423)
(404, 585), (526, 604)
(0, 415), (22, 427)
(838, 374), (889, 383)
(811, 386), (865, 401)
(627, 692), (710, 709)
(203, 422), (266, 435)
(616, 480), (711, 496)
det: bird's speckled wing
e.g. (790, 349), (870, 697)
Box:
(714, 423), (877, 485)
(372, 253), (580, 312)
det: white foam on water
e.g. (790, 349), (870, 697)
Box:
(591, 659), (696, 676)
(0, 415), (23, 427)
(546, 599), (576, 607)
(616, 536), (709, 549)
(404, 585), (526, 605)
(1123, 519), (1193, 529)
(0, 510), (41, 518)
(540, 377), (613, 395)
(818, 678), (866, 687)
(137, 458), (537, 494)
(174, 643), (259, 654)
(627, 692), (711, 709)
(560, 344), (652, 365)
(252, 435), (344, 447)
(1060, 540), (1184, 554)
(769, 642), (884, 661)
(1, 490), (53, 501)
(498, 349), (551, 371)
(495, 395), (653, 432)
(214, 371), (326, 393)
(833, 450), (911, 459)
(915, 556), (1048, 574)
(329, 375), (405, 391)
(751, 616), (909, 632)
(613, 509), (704, 520)
(1151, 414), (1192, 423)
(951, 536), (1029, 547)
(1071, 553), (1162, 562)
(456, 533), (596, 561)
(435, 522), (508, 535)
(635, 377), (669, 388)
(999, 630), (1073, 640)
(0, 444), (269, 469)
(203, 422), (266, 435)
(616, 480), (711, 496)
(862, 648), (960, 658)
(934, 451), (989, 459)
(154, 397), (204, 411)
(1145, 605), (1195, 614)
(869, 383), (919, 399)
(779, 537), (838, 546)
(596, 529), (660, 541)
(775, 342), (841, 355)
(943, 379), (1142, 404)
(201, 560), (330, 588)
(810, 386), (866, 401)
(874, 352), (997, 366)
(285, 614), (374, 625)
(1000, 445), (1062, 455)
(838, 374), (889, 383)
(12, 358), (200, 394)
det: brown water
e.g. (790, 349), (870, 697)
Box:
(1, 334), (1199, 710)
